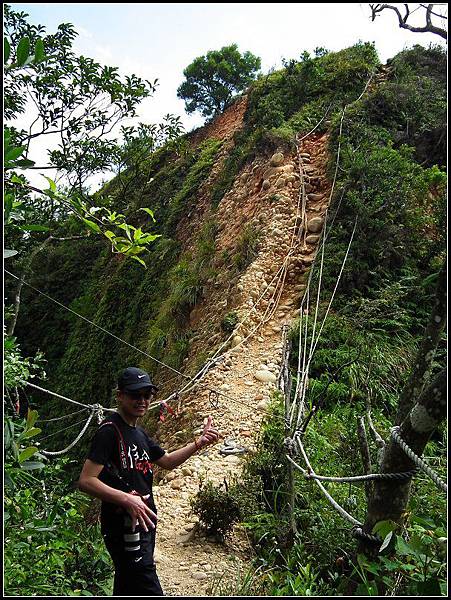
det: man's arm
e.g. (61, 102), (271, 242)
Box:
(155, 415), (219, 470)
(78, 459), (157, 532)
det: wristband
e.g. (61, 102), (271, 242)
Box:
(194, 437), (201, 451)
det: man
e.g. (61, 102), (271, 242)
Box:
(78, 366), (219, 596)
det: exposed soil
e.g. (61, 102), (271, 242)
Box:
(151, 103), (333, 595)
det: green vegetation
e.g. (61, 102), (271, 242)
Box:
(4, 34), (447, 596)
(233, 224), (262, 271)
(177, 44), (261, 118)
(193, 42), (447, 596)
(5, 414), (113, 596)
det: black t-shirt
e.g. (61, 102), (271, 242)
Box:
(87, 411), (165, 533)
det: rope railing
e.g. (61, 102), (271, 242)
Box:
(40, 406), (103, 456)
(391, 426), (447, 493)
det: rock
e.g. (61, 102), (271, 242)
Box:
(182, 467), (193, 476)
(192, 571), (209, 581)
(305, 234), (320, 244)
(257, 399), (270, 412)
(270, 152), (284, 167)
(165, 471), (177, 482)
(231, 335), (242, 348)
(262, 179), (271, 190)
(307, 217), (324, 233)
(220, 383), (231, 391)
(307, 193), (324, 202)
(255, 370), (277, 383)
(224, 455), (241, 464)
(170, 479), (184, 490)
(276, 177), (286, 188)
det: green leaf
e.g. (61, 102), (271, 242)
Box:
(82, 218), (101, 234)
(396, 536), (414, 556)
(21, 460), (46, 470)
(4, 419), (14, 449)
(18, 446), (39, 463)
(131, 255), (147, 267)
(140, 207), (156, 222)
(411, 515), (436, 529)
(5, 145), (26, 162)
(14, 158), (35, 168)
(22, 427), (42, 439)
(34, 38), (45, 64)
(16, 37), (31, 67)
(41, 174), (57, 192)
(137, 233), (160, 244)
(372, 520), (397, 538)
(124, 245), (146, 255)
(104, 230), (116, 242)
(4, 37), (11, 63)
(26, 409), (39, 429)
(4, 249), (18, 259)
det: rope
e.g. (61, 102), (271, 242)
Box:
(286, 453), (361, 527)
(38, 415), (94, 442)
(391, 426), (447, 492)
(5, 270), (190, 379)
(38, 407), (90, 422)
(40, 406), (102, 456)
(20, 380), (116, 413)
(287, 456), (418, 483)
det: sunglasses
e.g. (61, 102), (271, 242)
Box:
(126, 390), (157, 401)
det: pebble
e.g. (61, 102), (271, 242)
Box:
(192, 571), (209, 580)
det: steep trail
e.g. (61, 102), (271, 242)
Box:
(153, 125), (333, 595)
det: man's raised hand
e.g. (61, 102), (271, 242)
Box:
(199, 415), (220, 448)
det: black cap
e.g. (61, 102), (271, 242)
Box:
(117, 367), (158, 393)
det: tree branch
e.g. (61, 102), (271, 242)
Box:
(369, 3), (447, 39)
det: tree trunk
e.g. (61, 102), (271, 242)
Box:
(360, 368), (446, 549)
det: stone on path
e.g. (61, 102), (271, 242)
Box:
(254, 370), (277, 383)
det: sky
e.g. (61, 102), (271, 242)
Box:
(7, 3), (448, 190)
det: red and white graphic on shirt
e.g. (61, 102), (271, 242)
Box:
(127, 444), (153, 474)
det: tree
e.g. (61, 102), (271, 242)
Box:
(360, 262), (447, 548)
(4, 5), (183, 267)
(369, 4), (448, 41)
(177, 43), (261, 119)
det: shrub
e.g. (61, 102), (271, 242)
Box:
(221, 311), (239, 332)
(191, 480), (241, 539)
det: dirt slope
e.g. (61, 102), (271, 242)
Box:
(150, 101), (332, 596)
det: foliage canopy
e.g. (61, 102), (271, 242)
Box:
(177, 43), (261, 118)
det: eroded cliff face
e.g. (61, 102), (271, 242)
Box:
(149, 98), (335, 595)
